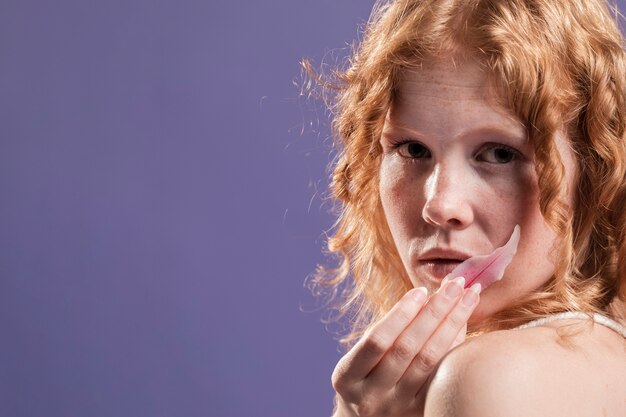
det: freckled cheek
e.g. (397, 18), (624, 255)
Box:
(484, 169), (539, 222)
(379, 161), (423, 236)
(511, 170), (542, 223)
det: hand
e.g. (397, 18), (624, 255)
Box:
(331, 276), (481, 417)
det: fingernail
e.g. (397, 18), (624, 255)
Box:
(441, 276), (450, 287)
(445, 277), (465, 299)
(413, 287), (428, 303)
(462, 283), (481, 307)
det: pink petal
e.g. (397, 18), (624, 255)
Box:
(445, 225), (520, 290)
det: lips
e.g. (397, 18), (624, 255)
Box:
(445, 225), (521, 290)
(419, 260), (464, 279)
(417, 225), (521, 291)
(418, 247), (470, 279)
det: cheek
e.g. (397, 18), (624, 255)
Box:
(483, 166), (539, 225)
(513, 168), (544, 225)
(379, 160), (421, 234)
(499, 174), (560, 288)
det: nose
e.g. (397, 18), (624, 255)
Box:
(422, 164), (474, 229)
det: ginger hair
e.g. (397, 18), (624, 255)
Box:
(305, 0), (626, 349)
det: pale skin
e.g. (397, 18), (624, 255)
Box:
(332, 278), (480, 417)
(423, 318), (626, 416)
(330, 58), (626, 416)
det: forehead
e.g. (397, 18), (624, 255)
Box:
(389, 59), (524, 135)
(395, 58), (496, 102)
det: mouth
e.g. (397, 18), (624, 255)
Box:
(418, 259), (465, 279)
(417, 225), (521, 289)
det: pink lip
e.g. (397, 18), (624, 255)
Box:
(418, 249), (471, 280)
(416, 225), (520, 289)
(419, 260), (463, 279)
(419, 248), (471, 262)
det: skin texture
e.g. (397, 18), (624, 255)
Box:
(379, 58), (577, 331)
(423, 321), (626, 416)
(331, 278), (481, 417)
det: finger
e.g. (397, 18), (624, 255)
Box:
(399, 282), (481, 398)
(451, 323), (467, 350)
(365, 276), (466, 388)
(332, 287), (429, 390)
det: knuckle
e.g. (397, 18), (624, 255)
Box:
(361, 332), (388, 357)
(390, 340), (415, 362)
(331, 367), (345, 391)
(331, 361), (349, 392)
(331, 372), (358, 402)
(414, 345), (440, 371)
(446, 310), (467, 329)
(425, 302), (448, 322)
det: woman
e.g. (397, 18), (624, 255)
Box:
(307, 0), (626, 415)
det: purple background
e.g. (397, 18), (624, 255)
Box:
(2, 1), (625, 417)
(0, 1), (374, 416)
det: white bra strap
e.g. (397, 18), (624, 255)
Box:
(513, 312), (626, 339)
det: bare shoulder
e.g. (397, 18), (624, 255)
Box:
(423, 320), (626, 417)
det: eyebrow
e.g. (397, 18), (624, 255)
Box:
(381, 123), (528, 144)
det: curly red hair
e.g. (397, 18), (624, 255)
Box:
(306, 0), (626, 348)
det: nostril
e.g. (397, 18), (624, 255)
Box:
(448, 218), (463, 227)
(422, 199), (472, 229)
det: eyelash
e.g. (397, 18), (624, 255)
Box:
(389, 139), (429, 158)
(389, 139), (522, 163)
(478, 143), (521, 163)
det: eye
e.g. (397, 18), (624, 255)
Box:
(477, 143), (520, 164)
(392, 140), (431, 159)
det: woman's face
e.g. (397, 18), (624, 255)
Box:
(378, 59), (577, 327)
